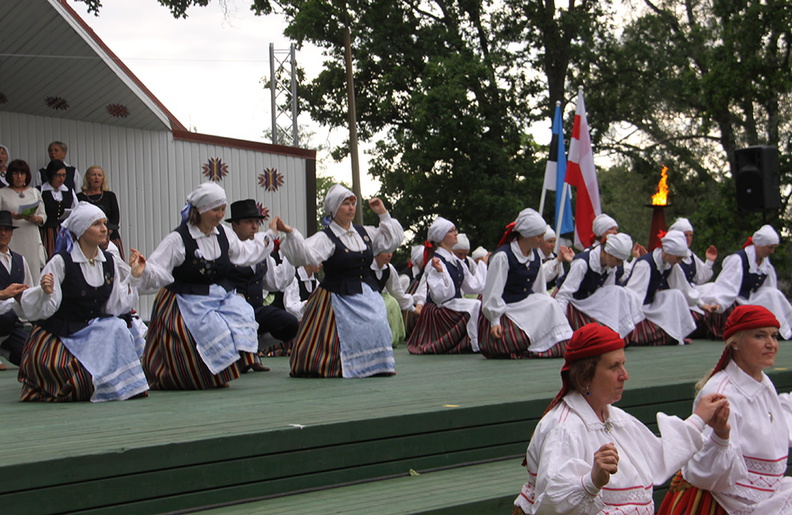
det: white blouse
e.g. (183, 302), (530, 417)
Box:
(624, 248), (704, 308)
(482, 240), (548, 324)
(704, 245), (778, 309)
(426, 247), (486, 305)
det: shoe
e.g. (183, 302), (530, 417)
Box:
(250, 362), (270, 372)
(0, 362), (7, 371)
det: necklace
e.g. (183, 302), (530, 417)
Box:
(86, 191), (104, 203)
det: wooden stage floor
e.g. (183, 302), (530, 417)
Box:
(2, 339), (791, 514)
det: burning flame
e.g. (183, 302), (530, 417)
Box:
(651, 165), (669, 206)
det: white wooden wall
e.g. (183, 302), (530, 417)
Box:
(0, 111), (313, 318)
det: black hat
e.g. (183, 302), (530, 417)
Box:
(225, 199), (266, 222)
(0, 210), (17, 229)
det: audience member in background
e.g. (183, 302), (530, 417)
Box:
(34, 141), (81, 190)
(226, 199), (298, 372)
(371, 251), (416, 347)
(17, 202), (148, 402)
(0, 144), (9, 187)
(0, 160), (46, 282)
(39, 159), (78, 259)
(0, 210), (32, 370)
(78, 165), (124, 259)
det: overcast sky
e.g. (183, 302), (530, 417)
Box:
(70, 0), (380, 193)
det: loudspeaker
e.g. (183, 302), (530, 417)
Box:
(733, 145), (781, 211)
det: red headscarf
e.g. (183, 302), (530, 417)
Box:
(545, 323), (625, 413)
(710, 305), (780, 377)
(422, 241), (434, 270)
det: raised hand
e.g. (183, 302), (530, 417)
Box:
(368, 198), (387, 215)
(129, 248), (146, 279)
(275, 216), (293, 234)
(558, 246), (575, 263)
(591, 443), (619, 489)
(706, 245), (718, 261)
(694, 393), (729, 425)
(40, 273), (54, 295)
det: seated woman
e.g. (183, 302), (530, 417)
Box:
(17, 202), (148, 402)
(479, 208), (573, 359)
(513, 323), (729, 514)
(667, 217), (717, 287)
(703, 225), (792, 339)
(276, 184), (404, 378)
(659, 305), (792, 514)
(140, 182), (276, 389)
(554, 233), (645, 338)
(406, 216), (486, 354)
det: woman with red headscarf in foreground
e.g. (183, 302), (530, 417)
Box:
(513, 323), (729, 515)
(659, 305), (792, 514)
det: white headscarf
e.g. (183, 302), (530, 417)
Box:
(410, 245), (424, 268)
(187, 182), (227, 214)
(592, 214), (618, 237)
(753, 225), (780, 246)
(661, 230), (690, 257)
(62, 202), (106, 239)
(514, 208), (547, 238)
(604, 232), (632, 261)
(323, 184), (356, 218)
(544, 225), (556, 241)
(668, 217), (694, 234)
(453, 233), (471, 250)
(471, 246), (488, 260)
(428, 216), (455, 243)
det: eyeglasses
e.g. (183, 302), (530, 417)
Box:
(10, 171), (26, 176)
(53, 173), (67, 178)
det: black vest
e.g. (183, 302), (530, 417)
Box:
(428, 253), (464, 303)
(737, 249), (768, 299)
(40, 188), (75, 228)
(0, 251), (25, 335)
(678, 257), (697, 284)
(37, 251), (114, 336)
(39, 166), (79, 192)
(167, 224), (233, 295)
(635, 252), (672, 305)
(372, 264), (392, 293)
(320, 225), (378, 295)
(495, 243), (540, 304)
(558, 250), (611, 300)
(227, 260), (268, 306)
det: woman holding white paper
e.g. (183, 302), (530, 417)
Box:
(0, 159), (46, 282)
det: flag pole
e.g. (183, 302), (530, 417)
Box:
(539, 189), (547, 216)
(554, 183), (570, 254)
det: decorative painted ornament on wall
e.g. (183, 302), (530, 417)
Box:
(258, 168), (284, 192)
(45, 96), (69, 110)
(106, 104), (130, 118)
(202, 158), (229, 182)
(256, 202), (270, 225)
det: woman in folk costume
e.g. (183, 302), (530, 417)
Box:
(479, 208), (573, 359)
(667, 217), (717, 287)
(703, 224), (792, 340)
(406, 216), (487, 354)
(554, 233), (645, 338)
(538, 225), (573, 289)
(513, 323), (730, 515)
(140, 182), (276, 389)
(659, 306), (792, 515)
(623, 230), (720, 346)
(276, 184), (404, 378)
(17, 202), (149, 402)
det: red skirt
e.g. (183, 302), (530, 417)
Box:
(406, 303), (473, 354)
(144, 288), (253, 389)
(625, 319), (675, 346)
(478, 315), (567, 359)
(18, 326), (94, 402)
(565, 304), (598, 331)
(657, 471), (727, 515)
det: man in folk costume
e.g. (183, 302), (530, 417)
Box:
(0, 210), (31, 369)
(554, 232), (645, 337)
(624, 230), (720, 346)
(226, 199), (299, 371)
(703, 224), (792, 339)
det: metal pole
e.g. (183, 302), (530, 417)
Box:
(344, 24), (363, 225)
(290, 44), (298, 147)
(269, 43), (277, 145)
(555, 183), (570, 253)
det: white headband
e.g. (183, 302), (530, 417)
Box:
(187, 182), (227, 214)
(514, 208), (547, 238)
(323, 184), (357, 218)
(753, 225), (780, 246)
(62, 202), (106, 239)
(604, 232), (632, 261)
(668, 217), (694, 234)
(453, 233), (471, 250)
(544, 225), (556, 241)
(592, 214), (618, 237)
(661, 230), (690, 257)
(428, 216), (454, 243)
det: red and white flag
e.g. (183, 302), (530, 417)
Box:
(565, 87), (601, 248)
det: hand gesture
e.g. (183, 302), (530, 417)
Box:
(490, 324), (502, 339)
(706, 245), (718, 262)
(129, 248), (146, 279)
(369, 198), (387, 215)
(414, 303), (423, 316)
(694, 393), (729, 425)
(709, 401), (731, 439)
(40, 273), (54, 295)
(0, 283), (27, 301)
(269, 216), (278, 233)
(431, 257), (443, 273)
(701, 303), (720, 313)
(479, 252), (491, 265)
(275, 216), (293, 234)
(591, 443), (619, 489)
(632, 242), (648, 258)
(558, 246), (574, 263)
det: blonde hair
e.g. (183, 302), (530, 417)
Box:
(695, 332), (740, 392)
(82, 165), (109, 192)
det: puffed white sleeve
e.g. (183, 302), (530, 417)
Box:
(18, 255), (67, 320)
(365, 212), (405, 254)
(693, 253), (714, 284)
(102, 257), (140, 316)
(226, 225), (275, 267)
(427, 263), (456, 305)
(261, 256), (296, 292)
(282, 277), (304, 320)
(461, 259), (487, 295)
(137, 231), (183, 293)
(412, 272), (429, 306)
(384, 263), (415, 311)
(481, 251), (508, 325)
(703, 254), (742, 311)
(554, 258), (587, 312)
(280, 230), (335, 268)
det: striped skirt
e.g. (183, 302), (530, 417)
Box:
(657, 471), (727, 515)
(18, 326), (94, 402)
(289, 286), (343, 377)
(706, 307), (733, 340)
(624, 319), (675, 346)
(565, 304), (598, 331)
(144, 288), (253, 389)
(40, 226), (58, 261)
(406, 303), (473, 354)
(478, 315), (567, 359)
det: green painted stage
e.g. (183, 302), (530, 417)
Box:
(1, 340), (791, 514)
